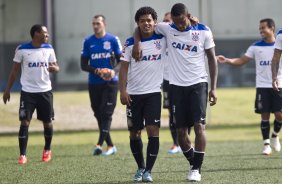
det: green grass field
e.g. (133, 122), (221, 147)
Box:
(1, 88), (282, 183)
(1, 128), (282, 184)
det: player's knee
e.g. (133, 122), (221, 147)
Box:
(194, 123), (205, 136)
(130, 130), (141, 139)
(274, 112), (282, 121)
(176, 128), (187, 137)
(43, 122), (53, 128)
(20, 120), (30, 127)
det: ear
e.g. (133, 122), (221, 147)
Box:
(187, 13), (191, 18)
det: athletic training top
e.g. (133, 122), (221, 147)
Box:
(155, 23), (215, 87)
(81, 33), (122, 85)
(13, 42), (57, 93)
(121, 33), (166, 95)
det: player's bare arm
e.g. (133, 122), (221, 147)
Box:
(271, 48), (282, 91)
(205, 47), (218, 106)
(48, 62), (60, 73)
(3, 63), (21, 104)
(132, 27), (142, 61)
(217, 55), (250, 65)
(119, 61), (131, 106)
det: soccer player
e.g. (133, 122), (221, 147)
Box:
(119, 7), (166, 182)
(161, 12), (181, 154)
(81, 15), (122, 156)
(132, 3), (218, 182)
(2, 24), (59, 164)
(218, 19), (282, 155)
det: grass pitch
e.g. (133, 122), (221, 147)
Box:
(1, 128), (282, 184)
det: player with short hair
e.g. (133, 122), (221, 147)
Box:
(2, 24), (59, 164)
(81, 15), (122, 156)
(218, 18), (282, 155)
(119, 6), (166, 182)
(132, 3), (218, 182)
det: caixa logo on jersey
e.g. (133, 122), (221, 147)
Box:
(172, 42), (198, 52)
(154, 40), (162, 50)
(259, 60), (271, 66)
(192, 32), (200, 41)
(28, 62), (48, 67)
(141, 54), (161, 61)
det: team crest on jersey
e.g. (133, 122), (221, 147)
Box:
(103, 41), (111, 50)
(192, 32), (200, 41)
(154, 41), (162, 50)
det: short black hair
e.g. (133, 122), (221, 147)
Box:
(134, 6), (157, 22)
(260, 18), (275, 29)
(171, 3), (188, 17)
(93, 14), (106, 23)
(30, 24), (44, 38)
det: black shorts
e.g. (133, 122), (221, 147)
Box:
(19, 90), (54, 122)
(170, 82), (208, 128)
(162, 79), (170, 109)
(126, 92), (161, 131)
(255, 88), (282, 113)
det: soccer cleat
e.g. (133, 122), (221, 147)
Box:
(102, 146), (117, 156)
(168, 144), (180, 154)
(133, 168), (145, 182)
(93, 145), (103, 156)
(271, 137), (281, 152)
(187, 169), (201, 182)
(18, 155), (27, 164)
(42, 150), (52, 162)
(262, 144), (272, 155)
(142, 170), (153, 182)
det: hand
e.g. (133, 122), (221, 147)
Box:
(132, 42), (142, 61)
(209, 90), (217, 106)
(98, 68), (115, 81)
(48, 63), (59, 73)
(3, 91), (10, 104)
(273, 78), (280, 91)
(216, 55), (227, 64)
(190, 16), (199, 25)
(120, 91), (132, 106)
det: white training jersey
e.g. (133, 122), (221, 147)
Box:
(163, 49), (170, 81)
(121, 33), (166, 95)
(275, 29), (282, 50)
(245, 40), (282, 88)
(155, 22), (215, 86)
(13, 42), (57, 93)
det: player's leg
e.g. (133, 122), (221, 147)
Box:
(270, 88), (282, 152)
(143, 93), (161, 182)
(188, 82), (208, 182)
(18, 91), (35, 164)
(99, 83), (118, 156)
(89, 84), (104, 155)
(127, 95), (145, 182)
(255, 88), (272, 155)
(37, 91), (54, 162)
(165, 80), (179, 154)
(171, 85), (194, 166)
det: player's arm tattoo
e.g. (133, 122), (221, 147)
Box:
(271, 49), (282, 80)
(205, 47), (218, 90)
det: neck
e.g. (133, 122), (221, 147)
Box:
(31, 40), (42, 47)
(95, 31), (106, 38)
(263, 35), (275, 43)
(140, 31), (154, 39)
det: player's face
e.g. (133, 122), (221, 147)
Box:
(259, 22), (274, 39)
(92, 17), (106, 35)
(35, 26), (49, 44)
(163, 13), (172, 23)
(172, 14), (190, 31)
(137, 14), (156, 35)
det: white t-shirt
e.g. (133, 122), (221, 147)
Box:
(121, 33), (166, 95)
(163, 50), (170, 81)
(155, 23), (215, 86)
(245, 40), (282, 88)
(275, 29), (282, 50)
(13, 42), (57, 93)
